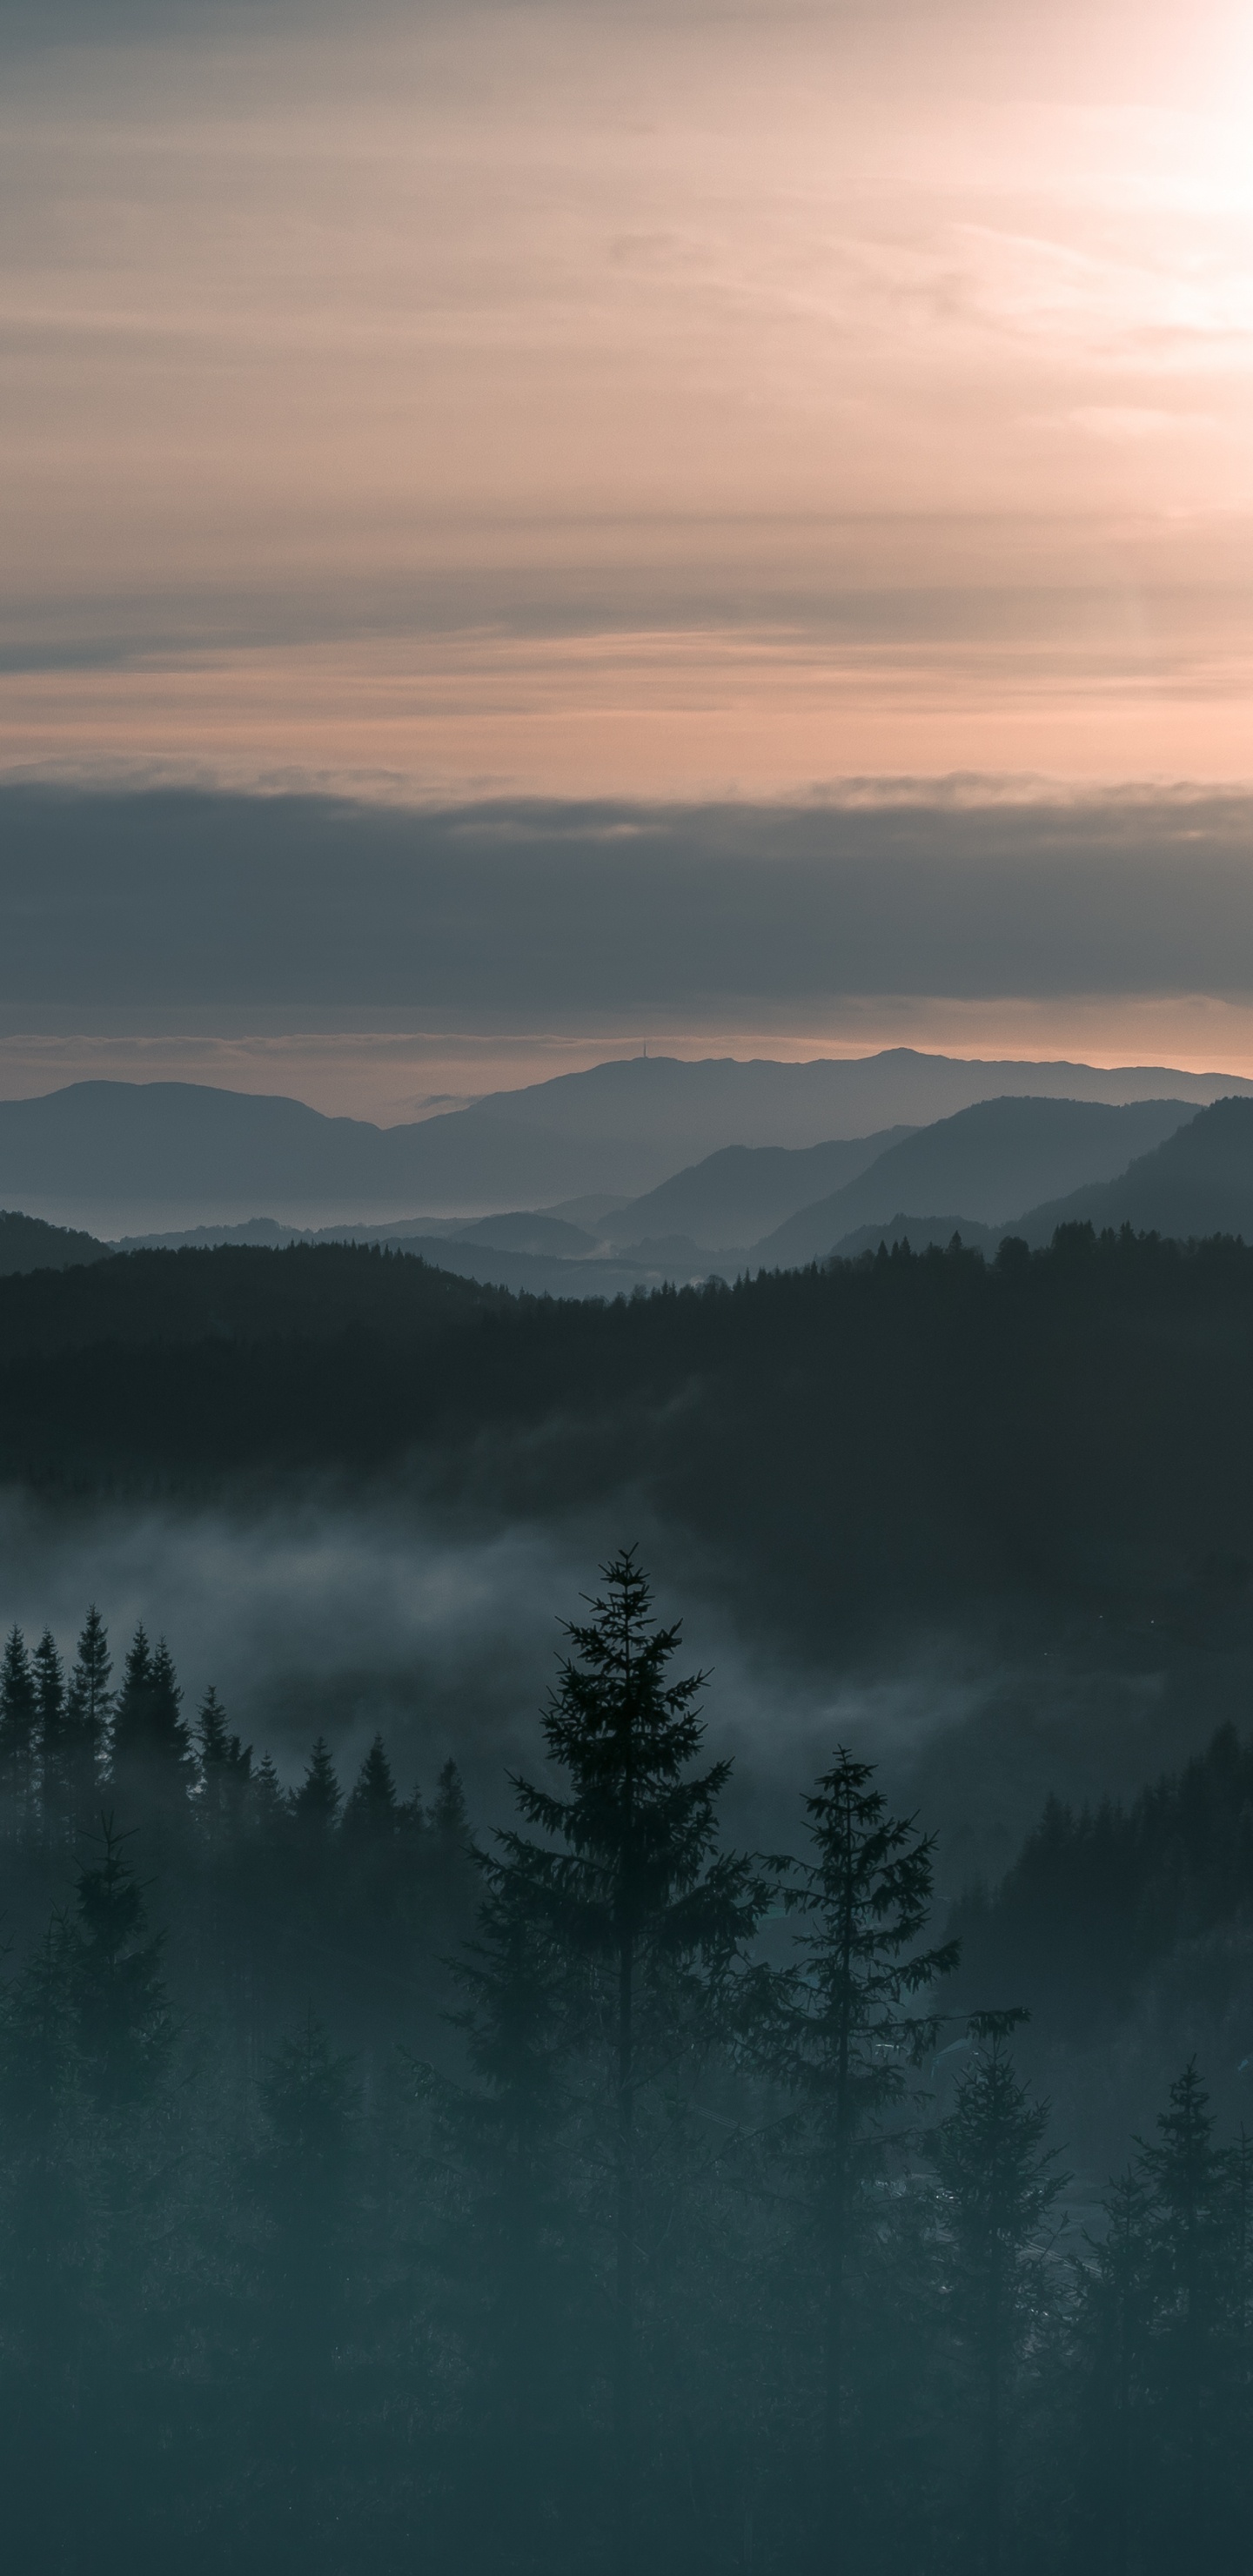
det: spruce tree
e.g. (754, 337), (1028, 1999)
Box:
(1075, 2167), (1152, 2576)
(110, 1627), (194, 1821)
(499, 1551), (763, 2573)
(758, 1748), (957, 2555)
(437, 1845), (581, 2566)
(64, 1605), (112, 1829)
(291, 1734), (342, 1831)
(1137, 2061), (1238, 2555)
(251, 1752), (290, 1839)
(196, 1685), (252, 1834)
(341, 1733), (399, 1841)
(32, 1629), (70, 1845)
(0, 1626), (37, 1838)
(933, 2015), (1066, 2576)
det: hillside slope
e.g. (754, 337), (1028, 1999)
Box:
(0, 1208), (108, 1277)
(599, 1128), (913, 1251)
(754, 1096), (1196, 1265)
(1012, 1095), (1253, 1244)
(3, 1051), (1247, 1234)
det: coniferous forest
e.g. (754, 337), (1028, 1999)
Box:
(1, 1546), (1252, 2576)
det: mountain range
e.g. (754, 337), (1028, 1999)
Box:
(2, 1050), (1249, 1236)
(752, 1097), (1198, 1268)
(10, 1076), (1253, 1299)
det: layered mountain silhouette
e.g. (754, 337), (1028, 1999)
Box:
(598, 1130), (914, 1251)
(3, 1050), (1249, 1232)
(1011, 1096), (1253, 1245)
(754, 1097), (1198, 1266)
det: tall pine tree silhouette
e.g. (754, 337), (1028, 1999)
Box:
(292, 1735), (342, 1832)
(1076, 2166), (1152, 2576)
(341, 1733), (399, 1841)
(195, 1685), (252, 1834)
(1137, 2060), (1238, 2554)
(110, 1627), (194, 1825)
(934, 2014), (1065, 2576)
(32, 1630), (70, 1847)
(759, 1747), (958, 2562)
(0, 1627), (37, 1838)
(499, 1551), (762, 2575)
(64, 1606), (112, 1831)
(439, 1838), (580, 2567)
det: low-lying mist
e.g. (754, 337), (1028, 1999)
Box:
(0, 1481), (1236, 1893)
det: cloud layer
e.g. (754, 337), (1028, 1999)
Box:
(3, 785), (1253, 1019)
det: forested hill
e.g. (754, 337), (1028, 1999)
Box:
(9, 1226), (1253, 1649)
(0, 1238), (508, 1354)
(0, 1206), (108, 1276)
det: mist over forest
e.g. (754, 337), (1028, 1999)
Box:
(4, 1195), (1253, 2570)
(9, 0), (1253, 2548)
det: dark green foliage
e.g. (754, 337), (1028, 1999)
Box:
(933, 2020), (1067, 2576)
(499, 1552), (765, 2570)
(17, 1227), (1253, 1671)
(293, 1732), (342, 1830)
(195, 1684), (252, 1832)
(33, 1628), (71, 1843)
(111, 1627), (195, 1823)
(0, 1624), (37, 1832)
(4, 1566), (1253, 2573)
(757, 1751), (959, 2546)
(65, 1603), (112, 1828)
(432, 1855), (580, 2571)
(342, 1733), (399, 1841)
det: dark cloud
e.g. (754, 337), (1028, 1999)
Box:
(2, 783), (1251, 1013)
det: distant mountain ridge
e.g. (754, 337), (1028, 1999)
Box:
(1011, 1097), (1253, 1245)
(2, 1050), (1250, 1234)
(599, 1130), (915, 1251)
(754, 1097), (1199, 1266)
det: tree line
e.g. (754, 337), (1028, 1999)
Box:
(7, 1224), (1253, 1660)
(0, 1555), (1249, 2574)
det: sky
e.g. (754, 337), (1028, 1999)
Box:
(2, 0), (1252, 1110)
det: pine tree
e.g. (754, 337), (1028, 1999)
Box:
(0, 1626), (37, 1837)
(499, 1551), (763, 2573)
(1137, 2061), (1239, 2554)
(291, 1734), (342, 1831)
(436, 1846), (581, 2566)
(341, 1732), (399, 1841)
(70, 1818), (173, 2110)
(64, 1605), (112, 1829)
(758, 1747), (958, 2553)
(196, 1685), (252, 1833)
(1075, 2167), (1153, 2576)
(32, 1630), (72, 1846)
(251, 1752), (290, 1839)
(933, 2015), (1066, 2576)
(110, 1626), (194, 1821)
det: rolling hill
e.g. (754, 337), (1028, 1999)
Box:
(2, 1050), (1248, 1236)
(598, 1129), (914, 1251)
(0, 1208), (108, 1277)
(1012, 1096), (1253, 1245)
(753, 1096), (1197, 1266)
